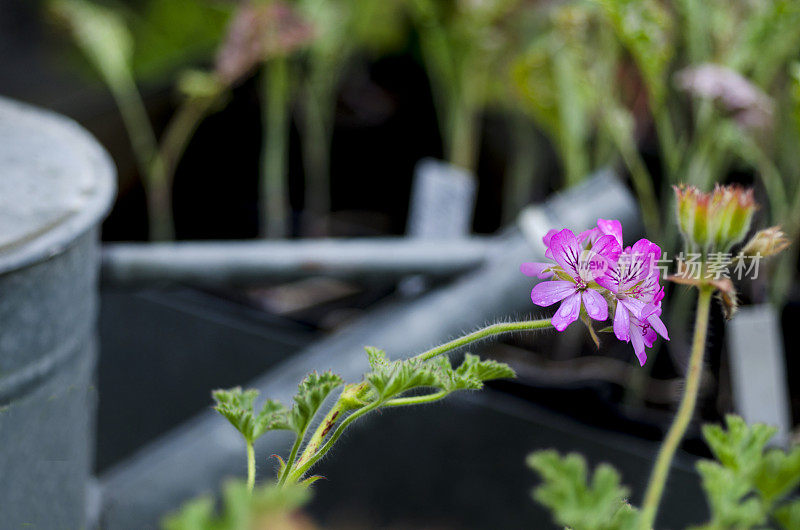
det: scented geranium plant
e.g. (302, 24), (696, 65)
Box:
(166, 184), (796, 529)
(528, 184), (799, 530)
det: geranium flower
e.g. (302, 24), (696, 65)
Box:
(598, 239), (669, 366)
(526, 228), (621, 331)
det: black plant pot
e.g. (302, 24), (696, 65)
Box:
(96, 287), (319, 471)
(304, 390), (707, 529)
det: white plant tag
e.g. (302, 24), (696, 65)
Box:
(406, 158), (476, 239)
(727, 304), (791, 447)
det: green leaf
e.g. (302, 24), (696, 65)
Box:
(212, 387), (290, 443)
(289, 371), (344, 435)
(753, 446), (800, 506)
(774, 500), (800, 530)
(702, 415), (777, 477)
(49, 0), (134, 85)
(691, 460), (767, 529)
(366, 348), (515, 399)
(692, 415), (800, 528)
(366, 356), (440, 399)
(128, 0), (231, 81)
(527, 450), (637, 530)
(365, 346), (390, 370)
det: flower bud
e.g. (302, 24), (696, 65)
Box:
(741, 226), (790, 258)
(673, 184), (756, 252)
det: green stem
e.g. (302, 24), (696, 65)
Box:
(283, 320), (553, 484)
(639, 285), (713, 530)
(260, 57), (291, 239)
(414, 319), (553, 362)
(604, 109), (661, 237)
(106, 76), (177, 241)
(287, 400), (381, 483)
(300, 76), (335, 230)
(384, 390), (449, 407)
(278, 434), (304, 487)
(246, 440), (256, 493)
(448, 91), (480, 173)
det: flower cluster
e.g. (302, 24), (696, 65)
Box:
(521, 219), (669, 366)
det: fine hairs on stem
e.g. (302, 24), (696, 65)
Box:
(638, 285), (713, 529)
(213, 319), (554, 492)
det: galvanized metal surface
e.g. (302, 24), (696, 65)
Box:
(99, 172), (640, 529)
(101, 238), (493, 285)
(0, 98), (115, 528)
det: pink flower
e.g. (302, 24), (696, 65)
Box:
(578, 218), (623, 247)
(598, 239), (669, 366)
(521, 219), (670, 367)
(526, 228), (621, 331)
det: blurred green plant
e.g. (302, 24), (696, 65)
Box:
(409, 0), (524, 174)
(162, 479), (314, 530)
(295, 0), (407, 233)
(529, 415), (800, 530)
(49, 0), (232, 241)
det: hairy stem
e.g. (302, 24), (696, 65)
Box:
(414, 319), (553, 362)
(287, 400), (381, 483)
(246, 440), (256, 493)
(639, 285), (713, 530)
(278, 434), (304, 487)
(384, 390), (449, 407)
(283, 320), (553, 484)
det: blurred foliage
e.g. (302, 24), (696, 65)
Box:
(162, 479), (314, 530)
(129, 0), (232, 82)
(529, 415), (800, 530)
(691, 415), (800, 530)
(527, 450), (638, 530)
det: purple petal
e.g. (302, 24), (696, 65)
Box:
(543, 229), (559, 259)
(584, 234), (622, 281)
(629, 239), (661, 278)
(578, 227), (599, 245)
(647, 313), (669, 341)
(630, 325), (647, 366)
(613, 303), (631, 341)
(542, 229), (558, 247)
(520, 262), (553, 279)
(531, 280), (576, 307)
(597, 218), (623, 246)
(643, 325), (658, 348)
(581, 289), (608, 321)
(551, 292), (581, 331)
(620, 297), (647, 319)
(549, 229), (582, 278)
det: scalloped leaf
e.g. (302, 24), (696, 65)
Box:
(456, 353), (516, 383)
(691, 460), (767, 529)
(702, 415), (777, 477)
(366, 357), (440, 399)
(212, 387), (290, 443)
(527, 450), (637, 530)
(753, 446), (800, 505)
(692, 415), (800, 529)
(289, 371), (344, 435)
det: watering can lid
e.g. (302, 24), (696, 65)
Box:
(0, 97), (116, 273)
